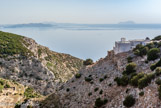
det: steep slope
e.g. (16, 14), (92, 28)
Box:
(43, 40), (161, 108)
(0, 31), (83, 95)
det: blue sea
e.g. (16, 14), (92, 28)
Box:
(1, 24), (161, 61)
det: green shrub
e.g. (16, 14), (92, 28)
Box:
(139, 91), (144, 96)
(4, 83), (10, 88)
(38, 49), (42, 57)
(146, 43), (155, 49)
(99, 78), (104, 82)
(124, 62), (136, 75)
(83, 59), (93, 65)
(150, 59), (161, 71)
(156, 78), (161, 85)
(127, 56), (133, 63)
(123, 95), (135, 107)
(153, 35), (161, 41)
(85, 77), (93, 82)
(138, 73), (155, 89)
(134, 50), (140, 56)
(99, 90), (103, 94)
(24, 87), (40, 99)
(104, 75), (107, 79)
(157, 42), (161, 48)
(95, 98), (108, 108)
(75, 73), (81, 78)
(27, 105), (33, 108)
(66, 88), (70, 92)
(130, 73), (145, 87)
(155, 67), (161, 76)
(133, 44), (149, 56)
(0, 79), (5, 85)
(147, 48), (160, 61)
(14, 103), (21, 108)
(140, 47), (149, 56)
(88, 92), (92, 96)
(94, 88), (99, 92)
(0, 84), (4, 92)
(155, 59), (161, 67)
(115, 75), (129, 86)
(135, 44), (144, 50)
(150, 64), (156, 71)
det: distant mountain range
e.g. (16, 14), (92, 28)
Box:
(1, 22), (161, 30)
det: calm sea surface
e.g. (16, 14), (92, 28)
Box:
(1, 27), (161, 61)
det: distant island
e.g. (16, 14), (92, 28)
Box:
(2, 23), (53, 28)
(118, 21), (136, 24)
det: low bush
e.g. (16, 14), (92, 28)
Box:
(130, 73), (145, 87)
(95, 98), (108, 108)
(66, 88), (70, 92)
(0, 84), (4, 92)
(156, 78), (161, 85)
(94, 88), (99, 92)
(147, 48), (160, 61)
(123, 62), (136, 75)
(146, 43), (155, 49)
(4, 83), (10, 88)
(138, 73), (155, 89)
(150, 64), (156, 71)
(24, 87), (41, 99)
(75, 73), (81, 78)
(104, 75), (107, 79)
(127, 56), (133, 63)
(153, 35), (161, 41)
(83, 59), (93, 65)
(115, 75), (129, 86)
(155, 67), (161, 76)
(99, 90), (103, 94)
(123, 95), (135, 107)
(139, 91), (144, 96)
(88, 92), (92, 96)
(0, 79), (5, 85)
(85, 77), (93, 82)
(150, 59), (161, 71)
(133, 44), (149, 57)
(99, 78), (104, 82)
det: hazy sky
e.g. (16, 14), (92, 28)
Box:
(0, 0), (161, 24)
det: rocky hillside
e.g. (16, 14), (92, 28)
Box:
(42, 36), (161, 108)
(0, 78), (42, 108)
(0, 31), (83, 96)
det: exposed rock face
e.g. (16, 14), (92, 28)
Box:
(0, 31), (83, 95)
(43, 50), (161, 108)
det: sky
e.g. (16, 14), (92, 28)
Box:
(0, 0), (161, 24)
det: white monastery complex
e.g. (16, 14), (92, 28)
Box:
(113, 37), (151, 54)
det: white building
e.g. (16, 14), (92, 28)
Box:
(113, 37), (150, 54)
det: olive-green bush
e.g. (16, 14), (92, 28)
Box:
(147, 48), (160, 61)
(83, 59), (93, 65)
(123, 62), (136, 75)
(123, 95), (135, 107)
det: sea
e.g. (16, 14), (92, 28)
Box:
(1, 24), (161, 61)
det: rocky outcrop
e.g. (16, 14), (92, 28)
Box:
(0, 31), (83, 95)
